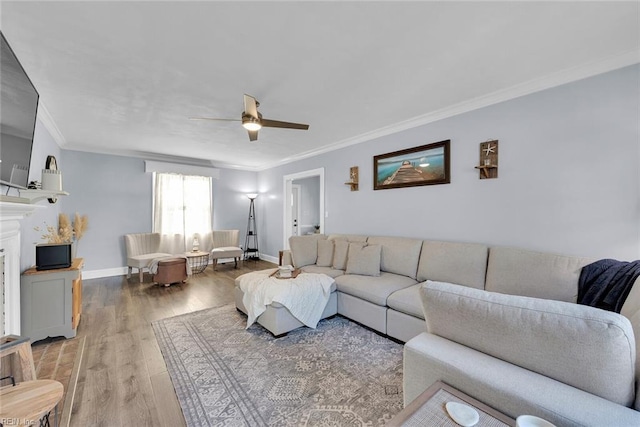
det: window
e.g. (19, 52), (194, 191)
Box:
(153, 173), (213, 253)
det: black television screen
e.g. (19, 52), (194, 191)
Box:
(36, 243), (72, 271)
(0, 31), (39, 189)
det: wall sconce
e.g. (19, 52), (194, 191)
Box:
(344, 166), (359, 191)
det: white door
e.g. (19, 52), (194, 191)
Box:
(292, 185), (301, 236)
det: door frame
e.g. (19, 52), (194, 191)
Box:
(283, 168), (324, 249)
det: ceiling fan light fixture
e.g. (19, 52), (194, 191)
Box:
(242, 115), (262, 131)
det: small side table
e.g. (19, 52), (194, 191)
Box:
(185, 251), (210, 274)
(388, 381), (515, 426)
(0, 335), (36, 383)
(0, 379), (63, 427)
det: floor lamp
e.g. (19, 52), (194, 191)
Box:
(244, 193), (259, 261)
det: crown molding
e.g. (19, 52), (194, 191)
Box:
(255, 49), (640, 172)
(41, 49), (639, 173)
(37, 101), (67, 147)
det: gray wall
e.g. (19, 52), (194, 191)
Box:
(19, 119), (62, 270)
(60, 151), (152, 271)
(17, 64), (640, 274)
(59, 150), (256, 273)
(258, 65), (640, 261)
(211, 167), (258, 247)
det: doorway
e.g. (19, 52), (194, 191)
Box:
(283, 168), (325, 249)
(291, 184), (301, 237)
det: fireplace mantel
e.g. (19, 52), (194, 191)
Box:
(0, 200), (44, 220)
(1, 201), (45, 335)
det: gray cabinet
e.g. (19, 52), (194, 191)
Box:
(20, 259), (83, 342)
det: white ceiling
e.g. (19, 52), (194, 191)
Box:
(1, 1), (638, 171)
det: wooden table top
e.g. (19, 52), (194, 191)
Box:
(0, 380), (63, 424)
(185, 251), (209, 258)
(22, 258), (84, 276)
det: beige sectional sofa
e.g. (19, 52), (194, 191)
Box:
(257, 233), (640, 426)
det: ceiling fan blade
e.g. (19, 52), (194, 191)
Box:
(261, 118), (309, 130)
(189, 117), (240, 122)
(248, 130), (259, 141)
(243, 94), (259, 118)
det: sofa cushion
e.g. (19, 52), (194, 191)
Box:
(327, 234), (368, 243)
(621, 276), (640, 320)
(346, 243), (381, 276)
(335, 272), (417, 306)
(627, 309), (640, 411)
(485, 247), (593, 303)
(417, 240), (488, 288)
(332, 240), (351, 270)
(387, 284), (424, 319)
(128, 253), (172, 268)
(316, 239), (335, 267)
(367, 236), (422, 279)
(289, 234), (327, 268)
(420, 280), (636, 407)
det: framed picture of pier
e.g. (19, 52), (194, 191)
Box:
(373, 140), (450, 190)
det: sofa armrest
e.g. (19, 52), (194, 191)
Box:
(420, 281), (636, 407)
(404, 333), (640, 427)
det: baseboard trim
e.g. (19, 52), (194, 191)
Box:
(259, 254), (278, 264)
(83, 255), (278, 279)
(82, 267), (127, 279)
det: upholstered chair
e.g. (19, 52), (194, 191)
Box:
(124, 233), (172, 282)
(211, 230), (243, 270)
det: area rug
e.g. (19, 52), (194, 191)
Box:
(152, 305), (404, 426)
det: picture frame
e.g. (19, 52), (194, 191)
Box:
(373, 140), (450, 190)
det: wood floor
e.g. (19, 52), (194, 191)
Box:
(69, 259), (276, 427)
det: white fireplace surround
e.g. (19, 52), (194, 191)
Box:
(0, 201), (44, 335)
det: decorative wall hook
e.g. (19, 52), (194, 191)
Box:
(475, 140), (499, 179)
(345, 166), (359, 191)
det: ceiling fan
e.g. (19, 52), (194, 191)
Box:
(190, 94), (309, 141)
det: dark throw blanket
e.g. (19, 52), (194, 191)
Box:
(578, 259), (640, 313)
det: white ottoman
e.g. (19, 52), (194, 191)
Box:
(234, 268), (337, 337)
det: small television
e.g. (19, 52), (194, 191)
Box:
(36, 243), (72, 271)
(0, 31), (39, 189)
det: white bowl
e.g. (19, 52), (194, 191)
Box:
(516, 415), (556, 427)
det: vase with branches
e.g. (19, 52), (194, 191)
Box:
(35, 213), (89, 257)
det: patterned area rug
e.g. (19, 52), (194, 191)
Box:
(153, 305), (403, 426)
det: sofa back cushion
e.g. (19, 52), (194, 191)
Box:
(316, 239), (335, 267)
(417, 240), (488, 288)
(367, 236), (422, 279)
(345, 243), (381, 276)
(485, 247), (593, 303)
(621, 276), (640, 320)
(332, 240), (350, 270)
(628, 309), (640, 410)
(328, 235), (368, 270)
(289, 234), (327, 268)
(421, 280), (636, 407)
(327, 234), (368, 243)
